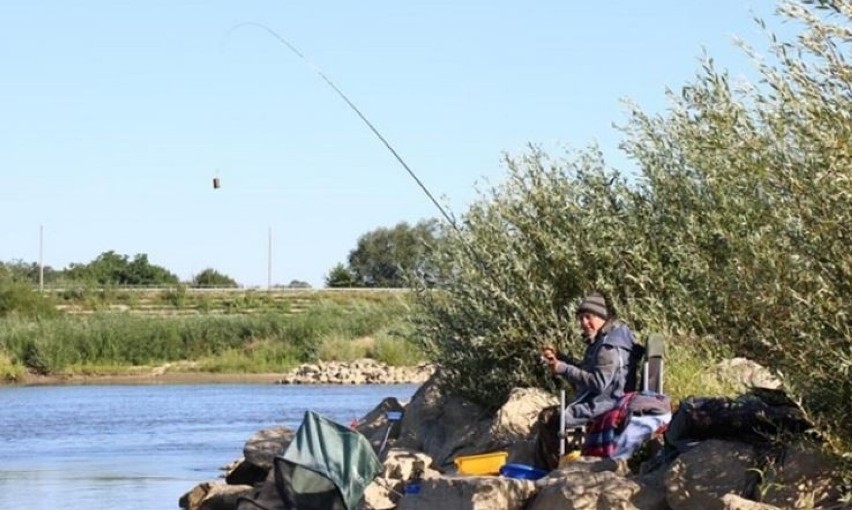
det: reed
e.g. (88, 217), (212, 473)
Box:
(0, 296), (416, 375)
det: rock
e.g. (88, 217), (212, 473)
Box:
(224, 459), (267, 486)
(396, 373), (487, 469)
(524, 458), (665, 510)
(492, 387), (558, 443)
(722, 494), (783, 510)
(221, 426), (294, 488)
(198, 484), (253, 510)
(382, 448), (441, 481)
(362, 478), (404, 510)
(179, 482), (253, 510)
(395, 475), (537, 510)
(757, 439), (843, 509)
(363, 449), (440, 510)
(554, 456), (627, 475)
(398, 373), (553, 470)
(665, 439), (756, 510)
(633, 463), (669, 509)
(530, 469), (658, 510)
(242, 426), (295, 472)
(494, 387), (558, 465)
(179, 482), (212, 510)
(713, 358), (782, 392)
(182, 374), (844, 510)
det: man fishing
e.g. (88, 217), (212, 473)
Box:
(534, 292), (638, 470)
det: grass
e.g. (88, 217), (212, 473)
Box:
(0, 293), (423, 377)
(663, 335), (743, 405)
(0, 352), (24, 382)
(191, 341), (304, 373)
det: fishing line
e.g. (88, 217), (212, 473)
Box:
(224, 21), (459, 232)
(224, 22), (551, 351)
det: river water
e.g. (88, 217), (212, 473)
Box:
(0, 383), (419, 510)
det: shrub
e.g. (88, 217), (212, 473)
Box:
(368, 333), (424, 367)
(412, 1), (852, 453)
(0, 352), (24, 382)
(0, 284), (58, 319)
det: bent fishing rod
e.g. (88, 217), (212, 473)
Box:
(224, 22), (549, 344)
(225, 22), (459, 233)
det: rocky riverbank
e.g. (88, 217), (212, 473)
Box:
(276, 359), (435, 385)
(4, 359), (435, 386)
(181, 358), (847, 510)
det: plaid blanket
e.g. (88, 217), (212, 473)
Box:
(581, 392), (636, 458)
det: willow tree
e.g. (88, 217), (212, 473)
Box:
(412, 148), (645, 408)
(413, 0), (852, 452)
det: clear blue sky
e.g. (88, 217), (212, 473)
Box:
(1, 1), (783, 288)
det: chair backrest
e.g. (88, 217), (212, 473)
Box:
(642, 333), (666, 394)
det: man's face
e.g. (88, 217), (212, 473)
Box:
(577, 312), (605, 339)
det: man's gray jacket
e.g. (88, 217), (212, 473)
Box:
(554, 319), (636, 425)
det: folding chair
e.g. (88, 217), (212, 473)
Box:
(557, 391), (587, 458)
(557, 333), (667, 459)
(642, 333), (665, 394)
(378, 410), (403, 458)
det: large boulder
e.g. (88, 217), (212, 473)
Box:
(491, 387), (557, 443)
(528, 458), (666, 510)
(755, 439), (842, 509)
(530, 470), (651, 510)
(225, 426), (295, 486)
(395, 475), (537, 510)
(243, 426), (295, 471)
(665, 439), (756, 510)
(396, 373), (490, 469)
(198, 484), (254, 510)
(492, 387), (558, 465)
(397, 373), (556, 469)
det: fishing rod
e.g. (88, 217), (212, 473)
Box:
(224, 22), (555, 357)
(224, 22), (460, 233)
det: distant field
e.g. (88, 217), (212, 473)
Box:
(46, 287), (410, 316)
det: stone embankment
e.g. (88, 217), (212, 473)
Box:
(276, 359), (435, 385)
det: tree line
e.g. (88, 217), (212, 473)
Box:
(0, 251), (239, 288)
(1, 220), (441, 290)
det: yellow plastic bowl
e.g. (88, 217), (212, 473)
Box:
(453, 451), (509, 476)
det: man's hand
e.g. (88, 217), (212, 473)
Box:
(540, 347), (561, 374)
(541, 346), (572, 374)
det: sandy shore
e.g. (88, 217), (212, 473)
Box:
(5, 371), (288, 387)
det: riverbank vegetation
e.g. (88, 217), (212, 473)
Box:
(0, 287), (422, 380)
(413, 0), (852, 456)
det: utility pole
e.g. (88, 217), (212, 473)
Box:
(39, 225), (44, 293)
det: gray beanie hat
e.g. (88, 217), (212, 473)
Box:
(576, 292), (609, 319)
